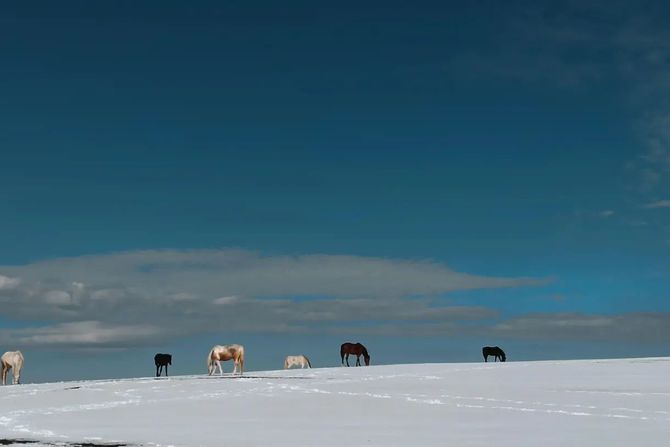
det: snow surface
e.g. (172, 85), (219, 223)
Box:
(1, 358), (670, 446)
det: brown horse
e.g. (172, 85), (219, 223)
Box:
(340, 342), (370, 366)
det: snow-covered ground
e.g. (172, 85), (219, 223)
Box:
(1, 358), (669, 446)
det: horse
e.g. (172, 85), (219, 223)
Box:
(284, 355), (312, 369)
(154, 353), (172, 377)
(207, 344), (245, 375)
(340, 342), (370, 366)
(1, 351), (24, 385)
(482, 346), (506, 362)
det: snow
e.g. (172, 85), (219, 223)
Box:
(1, 358), (670, 446)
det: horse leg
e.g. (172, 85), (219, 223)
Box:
(165, 364), (168, 377)
(217, 360), (223, 376)
(1, 364), (6, 385)
(345, 354), (350, 367)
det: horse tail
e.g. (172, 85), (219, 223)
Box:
(304, 355), (312, 368)
(206, 347), (215, 375)
(284, 358), (288, 369)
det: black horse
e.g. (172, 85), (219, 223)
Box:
(340, 342), (370, 366)
(154, 353), (172, 377)
(482, 346), (506, 362)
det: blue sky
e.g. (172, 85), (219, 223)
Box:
(1, 0), (669, 382)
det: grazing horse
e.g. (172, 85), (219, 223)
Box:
(1, 351), (24, 385)
(482, 346), (506, 362)
(284, 355), (312, 369)
(154, 353), (172, 377)
(340, 342), (370, 367)
(207, 344), (245, 375)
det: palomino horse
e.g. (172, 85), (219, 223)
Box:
(284, 355), (312, 369)
(340, 342), (370, 367)
(482, 346), (506, 362)
(1, 351), (24, 385)
(154, 353), (172, 377)
(207, 344), (245, 375)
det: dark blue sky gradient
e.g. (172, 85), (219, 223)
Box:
(1, 1), (669, 381)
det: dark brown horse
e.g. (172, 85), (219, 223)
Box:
(482, 346), (506, 362)
(340, 342), (370, 366)
(154, 353), (172, 377)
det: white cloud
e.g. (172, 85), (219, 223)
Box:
(43, 290), (72, 306)
(0, 274), (20, 290)
(0, 249), (542, 301)
(213, 296), (240, 305)
(0, 321), (164, 347)
(0, 249), (544, 347)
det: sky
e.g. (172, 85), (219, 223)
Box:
(1, 0), (669, 382)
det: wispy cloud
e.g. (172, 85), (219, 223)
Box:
(492, 312), (670, 342)
(322, 310), (670, 341)
(466, 2), (670, 195)
(632, 113), (670, 192)
(642, 200), (670, 209)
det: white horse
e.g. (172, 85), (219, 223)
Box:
(284, 355), (312, 369)
(207, 344), (245, 375)
(1, 351), (24, 385)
